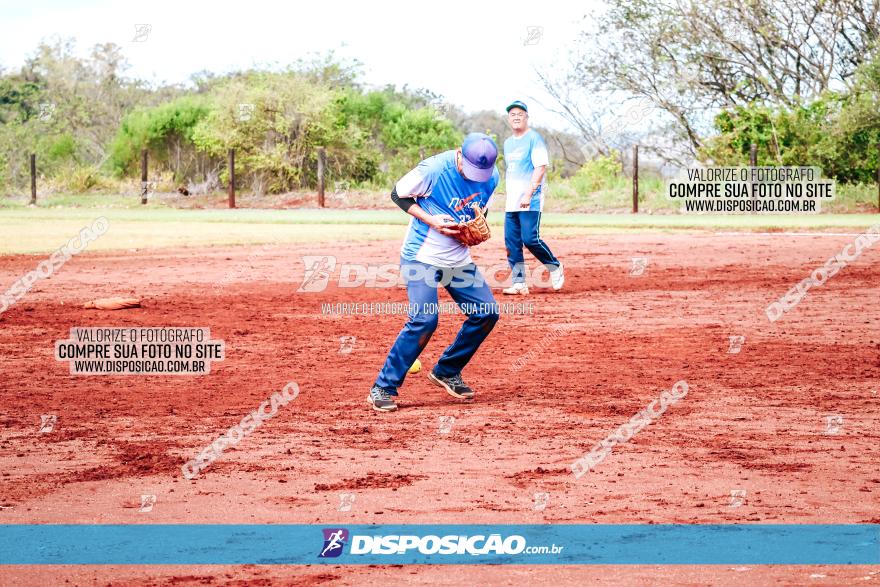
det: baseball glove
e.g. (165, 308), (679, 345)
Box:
(455, 203), (491, 247)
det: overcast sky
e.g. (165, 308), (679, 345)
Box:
(0, 0), (603, 130)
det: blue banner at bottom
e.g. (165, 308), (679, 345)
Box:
(0, 524), (877, 565)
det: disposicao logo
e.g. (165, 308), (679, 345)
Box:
(317, 531), (531, 557)
(318, 528), (349, 558)
(349, 534), (527, 555)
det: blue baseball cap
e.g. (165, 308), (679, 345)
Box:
(506, 100), (528, 113)
(460, 133), (498, 182)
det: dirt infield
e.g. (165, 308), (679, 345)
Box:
(1, 232), (878, 585)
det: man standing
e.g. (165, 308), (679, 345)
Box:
(502, 100), (564, 295)
(368, 133), (501, 412)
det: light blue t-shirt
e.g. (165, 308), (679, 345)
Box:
(503, 129), (549, 212)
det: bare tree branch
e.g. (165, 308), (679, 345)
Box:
(539, 0), (880, 162)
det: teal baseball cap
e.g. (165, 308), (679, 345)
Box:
(506, 100), (528, 113)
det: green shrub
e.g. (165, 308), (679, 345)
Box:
(107, 96), (211, 179)
(569, 152), (623, 193)
(700, 49), (880, 185)
(69, 165), (98, 192)
(45, 134), (77, 162)
(51, 164), (110, 193)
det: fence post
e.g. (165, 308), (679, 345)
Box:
(228, 148), (236, 209)
(317, 146), (326, 208)
(632, 144), (639, 214)
(29, 154), (36, 205)
(749, 143), (758, 211)
(419, 147), (426, 160)
(140, 149), (148, 205)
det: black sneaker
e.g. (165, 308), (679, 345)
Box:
(367, 385), (398, 412)
(427, 371), (475, 400)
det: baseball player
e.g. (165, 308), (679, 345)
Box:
(368, 133), (501, 412)
(501, 100), (564, 295)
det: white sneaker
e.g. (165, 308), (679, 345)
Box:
(551, 263), (565, 291)
(502, 282), (529, 295)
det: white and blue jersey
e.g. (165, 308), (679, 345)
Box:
(503, 130), (549, 212)
(396, 150), (500, 268)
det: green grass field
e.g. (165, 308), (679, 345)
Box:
(5, 175), (879, 214)
(1, 206), (878, 254)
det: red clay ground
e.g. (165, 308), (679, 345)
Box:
(0, 232), (878, 585)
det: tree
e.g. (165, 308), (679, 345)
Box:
(0, 37), (161, 191)
(107, 96), (212, 180)
(702, 48), (880, 183)
(541, 0), (880, 160)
